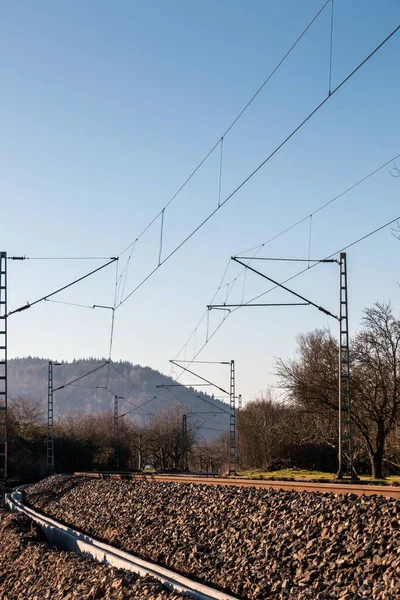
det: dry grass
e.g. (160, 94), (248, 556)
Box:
(237, 468), (400, 484)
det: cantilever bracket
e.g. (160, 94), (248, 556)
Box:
(231, 257), (339, 321)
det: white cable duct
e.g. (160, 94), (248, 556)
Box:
(5, 485), (237, 600)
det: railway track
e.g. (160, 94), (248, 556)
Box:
(15, 474), (400, 598)
(74, 471), (400, 499)
(6, 485), (237, 600)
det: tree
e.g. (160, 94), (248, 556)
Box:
(7, 396), (46, 479)
(351, 303), (400, 478)
(147, 404), (197, 470)
(275, 327), (338, 414)
(275, 302), (400, 478)
(238, 390), (286, 469)
(129, 425), (154, 471)
(8, 396), (44, 440)
(238, 390), (337, 472)
(191, 434), (229, 474)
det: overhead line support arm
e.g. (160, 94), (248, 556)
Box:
(170, 360), (230, 395)
(231, 257), (339, 320)
(8, 258), (118, 317)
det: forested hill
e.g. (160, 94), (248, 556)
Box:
(8, 357), (230, 426)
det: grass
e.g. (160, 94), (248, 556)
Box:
(237, 468), (400, 484)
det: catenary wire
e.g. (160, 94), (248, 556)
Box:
(237, 151), (400, 256)
(106, 261), (120, 387)
(44, 299), (95, 309)
(238, 214), (400, 309)
(53, 361), (110, 392)
(8, 258), (118, 316)
(163, 382), (230, 415)
(175, 149), (400, 366)
(116, 1), (330, 261)
(117, 396), (161, 420)
(174, 258), (232, 360)
(174, 214), (400, 377)
(7, 256), (115, 261)
(111, 360), (228, 417)
(116, 25), (399, 310)
(110, 361), (168, 405)
(67, 382), (141, 411)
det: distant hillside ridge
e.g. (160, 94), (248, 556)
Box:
(8, 357), (229, 440)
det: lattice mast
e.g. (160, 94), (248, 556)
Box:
(47, 361), (56, 474)
(236, 394), (242, 465)
(222, 253), (357, 479)
(228, 360), (236, 475)
(181, 413), (188, 471)
(0, 253), (7, 481)
(114, 395), (119, 469)
(169, 358), (237, 476)
(337, 252), (356, 479)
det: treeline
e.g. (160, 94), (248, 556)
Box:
(8, 301), (400, 481)
(238, 394), (400, 476)
(239, 302), (400, 479)
(7, 400), (228, 481)
(238, 394), (338, 472)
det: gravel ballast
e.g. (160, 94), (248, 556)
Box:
(0, 505), (191, 599)
(26, 475), (400, 599)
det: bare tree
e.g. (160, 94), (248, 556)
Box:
(275, 328), (338, 412)
(8, 396), (45, 440)
(191, 436), (228, 474)
(275, 303), (400, 478)
(147, 404), (197, 470)
(238, 390), (286, 469)
(351, 303), (400, 478)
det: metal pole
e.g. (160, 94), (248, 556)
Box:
(228, 360), (236, 475)
(337, 253), (357, 479)
(114, 396), (119, 469)
(182, 413), (188, 471)
(47, 361), (55, 474)
(0, 252), (7, 482)
(137, 434), (142, 472)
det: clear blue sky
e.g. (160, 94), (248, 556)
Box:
(2, 0), (400, 403)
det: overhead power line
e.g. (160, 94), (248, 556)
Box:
(110, 361), (168, 405)
(8, 257), (118, 316)
(240, 214), (400, 309)
(231, 257), (338, 319)
(161, 386), (191, 410)
(158, 381), (231, 415)
(116, 24), (399, 310)
(7, 256), (115, 261)
(174, 148), (400, 365)
(117, 396), (160, 420)
(117, 0), (330, 262)
(51, 361), (145, 413)
(174, 213), (400, 375)
(44, 299), (95, 309)
(237, 151), (400, 257)
(53, 361), (109, 392)
(110, 360), (228, 420)
(68, 382), (140, 410)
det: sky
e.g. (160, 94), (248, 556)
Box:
(2, 0), (400, 405)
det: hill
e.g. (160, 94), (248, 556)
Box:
(8, 357), (229, 440)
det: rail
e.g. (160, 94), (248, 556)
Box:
(74, 471), (400, 499)
(5, 485), (238, 600)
